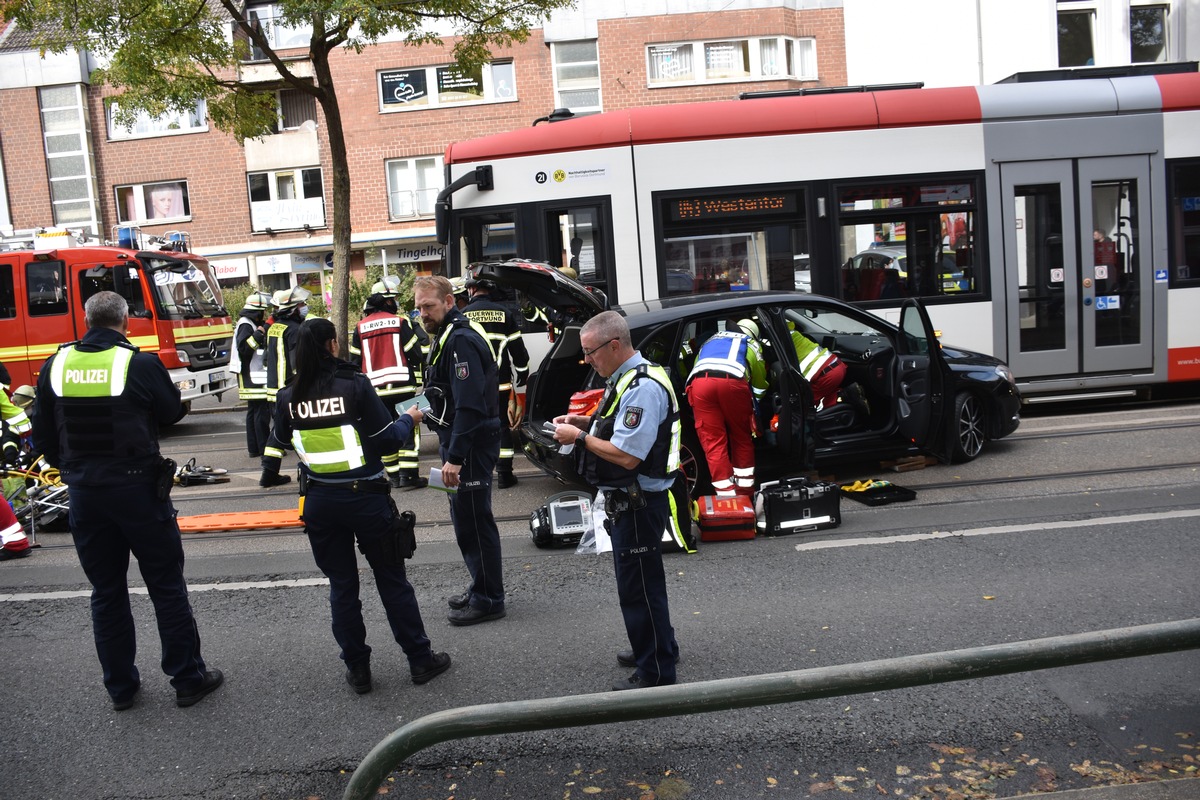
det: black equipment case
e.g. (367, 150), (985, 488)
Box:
(755, 477), (841, 536)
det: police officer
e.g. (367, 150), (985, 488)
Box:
(462, 272), (529, 488)
(684, 319), (768, 497)
(350, 276), (427, 489)
(230, 291), (274, 457)
(261, 286), (311, 487)
(264, 317), (451, 693)
(551, 310), (681, 690)
(31, 291), (223, 710)
(413, 275), (506, 626)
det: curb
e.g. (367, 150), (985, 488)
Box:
(1009, 778), (1200, 800)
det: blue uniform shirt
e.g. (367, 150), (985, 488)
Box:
(595, 352), (675, 493)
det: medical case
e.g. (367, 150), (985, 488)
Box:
(696, 495), (757, 542)
(755, 477), (841, 536)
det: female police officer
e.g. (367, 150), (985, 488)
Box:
(265, 317), (450, 694)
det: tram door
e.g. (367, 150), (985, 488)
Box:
(1000, 156), (1152, 380)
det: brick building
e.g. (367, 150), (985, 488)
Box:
(0, 1), (847, 295)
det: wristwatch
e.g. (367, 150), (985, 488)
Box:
(577, 430), (588, 448)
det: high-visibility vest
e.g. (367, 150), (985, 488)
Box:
(354, 311), (420, 396)
(287, 382), (368, 475)
(791, 331), (837, 381)
(582, 362), (681, 486)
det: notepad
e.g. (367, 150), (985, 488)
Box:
(428, 467), (456, 493)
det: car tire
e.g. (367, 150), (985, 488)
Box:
(678, 431), (712, 498)
(950, 391), (986, 463)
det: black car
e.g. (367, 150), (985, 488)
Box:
(472, 260), (1020, 494)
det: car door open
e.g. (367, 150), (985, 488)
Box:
(896, 299), (951, 459)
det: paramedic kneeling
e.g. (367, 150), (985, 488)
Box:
(552, 310), (681, 691)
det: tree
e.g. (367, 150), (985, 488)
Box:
(3, 0), (574, 353)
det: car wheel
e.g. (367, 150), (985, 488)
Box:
(951, 391), (985, 463)
(678, 432), (712, 498)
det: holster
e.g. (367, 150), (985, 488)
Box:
(358, 495), (417, 567)
(157, 458), (176, 501)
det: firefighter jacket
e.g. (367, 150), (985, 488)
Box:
(231, 312), (268, 401)
(349, 310), (422, 397)
(581, 355), (681, 491)
(463, 295), (530, 391)
(265, 315), (303, 401)
(423, 307), (498, 466)
(32, 327), (182, 486)
(790, 330), (839, 382)
(685, 331), (769, 399)
(268, 359), (416, 480)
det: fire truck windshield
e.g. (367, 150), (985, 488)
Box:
(144, 256), (226, 320)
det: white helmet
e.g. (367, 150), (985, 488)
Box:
(371, 275), (402, 297)
(242, 291), (273, 311)
(736, 318), (759, 339)
(272, 286), (311, 312)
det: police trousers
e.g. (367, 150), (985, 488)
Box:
(303, 485), (433, 667)
(68, 482), (208, 702)
(440, 423), (504, 612)
(609, 488), (677, 686)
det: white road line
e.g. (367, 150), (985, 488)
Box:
(793, 509), (1200, 552)
(0, 577), (329, 603)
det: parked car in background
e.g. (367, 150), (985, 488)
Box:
(844, 245), (970, 300)
(471, 260), (1020, 494)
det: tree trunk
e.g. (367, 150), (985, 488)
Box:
(310, 46), (351, 358)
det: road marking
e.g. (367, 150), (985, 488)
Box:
(794, 509), (1200, 552)
(0, 577), (329, 603)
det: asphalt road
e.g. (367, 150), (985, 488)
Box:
(1, 396), (1197, 800)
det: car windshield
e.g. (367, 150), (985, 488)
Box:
(784, 306), (882, 337)
(144, 256), (226, 319)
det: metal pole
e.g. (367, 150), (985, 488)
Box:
(344, 618), (1200, 800)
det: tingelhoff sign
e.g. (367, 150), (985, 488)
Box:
(392, 244), (445, 262)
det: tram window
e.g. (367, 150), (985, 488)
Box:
(1168, 160), (1200, 287)
(459, 212), (517, 265)
(835, 178), (979, 302)
(546, 206), (605, 291)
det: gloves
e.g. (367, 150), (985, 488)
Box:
(507, 390), (526, 430)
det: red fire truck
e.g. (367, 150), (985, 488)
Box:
(1, 230), (233, 415)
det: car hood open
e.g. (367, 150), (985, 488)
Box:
(469, 259), (608, 323)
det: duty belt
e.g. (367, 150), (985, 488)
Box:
(693, 370), (739, 380)
(307, 477), (390, 494)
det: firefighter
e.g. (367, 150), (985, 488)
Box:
(0, 375), (31, 560)
(264, 317), (451, 693)
(462, 273), (530, 488)
(789, 325), (846, 411)
(349, 276), (427, 489)
(260, 286), (311, 487)
(230, 291), (274, 457)
(684, 319), (768, 497)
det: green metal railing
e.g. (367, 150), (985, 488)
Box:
(343, 617), (1200, 800)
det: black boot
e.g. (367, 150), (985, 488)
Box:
(259, 470), (292, 488)
(497, 471), (518, 489)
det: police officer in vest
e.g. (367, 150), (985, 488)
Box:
(685, 319), (769, 497)
(261, 286), (311, 487)
(264, 317), (451, 693)
(413, 275), (507, 626)
(350, 276), (427, 489)
(230, 291), (274, 457)
(31, 291), (223, 710)
(551, 310), (681, 690)
(462, 272), (530, 489)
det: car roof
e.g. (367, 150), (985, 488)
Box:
(615, 290), (860, 332)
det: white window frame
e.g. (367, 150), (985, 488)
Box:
(276, 88), (317, 131)
(247, 167), (325, 232)
(385, 156), (443, 220)
(115, 180), (192, 225)
(551, 40), (602, 115)
(107, 99), (208, 141)
(246, 1), (312, 55)
(40, 84), (100, 233)
(377, 61), (517, 113)
(1128, 1), (1172, 63)
(647, 36), (816, 88)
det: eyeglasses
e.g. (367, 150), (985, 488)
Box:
(581, 337), (617, 359)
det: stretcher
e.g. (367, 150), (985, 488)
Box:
(176, 509), (302, 533)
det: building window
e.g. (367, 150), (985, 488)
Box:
(378, 61), (516, 112)
(116, 180), (191, 224)
(551, 40), (601, 114)
(277, 89), (317, 131)
(647, 37), (816, 87)
(386, 156), (443, 219)
(247, 167), (324, 232)
(1057, 8), (1096, 66)
(245, 2), (312, 58)
(107, 99), (208, 141)
(39, 85), (99, 232)
(1130, 4), (1168, 63)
